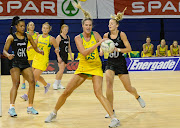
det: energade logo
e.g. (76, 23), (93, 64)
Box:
(128, 58), (179, 71)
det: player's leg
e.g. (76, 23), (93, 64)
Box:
(53, 60), (66, 89)
(45, 74), (87, 123)
(118, 74), (145, 108)
(21, 67), (38, 114)
(33, 68), (50, 93)
(92, 75), (120, 127)
(8, 68), (21, 117)
(105, 70), (115, 118)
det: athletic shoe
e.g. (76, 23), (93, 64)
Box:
(21, 94), (28, 101)
(58, 84), (65, 89)
(27, 107), (38, 114)
(137, 96), (146, 108)
(109, 118), (120, 128)
(8, 108), (17, 117)
(53, 83), (58, 90)
(105, 110), (116, 118)
(21, 83), (26, 89)
(35, 82), (40, 87)
(44, 83), (51, 94)
(45, 112), (57, 123)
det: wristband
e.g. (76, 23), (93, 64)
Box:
(117, 48), (121, 52)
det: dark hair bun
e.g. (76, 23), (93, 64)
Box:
(11, 16), (20, 26)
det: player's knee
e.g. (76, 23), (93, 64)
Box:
(94, 89), (102, 99)
(13, 80), (20, 89)
(62, 90), (72, 97)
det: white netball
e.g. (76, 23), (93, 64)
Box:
(101, 39), (115, 53)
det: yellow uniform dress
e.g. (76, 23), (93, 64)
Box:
(172, 47), (179, 56)
(32, 34), (51, 71)
(159, 45), (166, 56)
(26, 31), (38, 60)
(74, 32), (103, 77)
(143, 44), (152, 57)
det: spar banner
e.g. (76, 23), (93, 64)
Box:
(97, 0), (180, 19)
(127, 57), (180, 71)
(0, 0), (96, 19)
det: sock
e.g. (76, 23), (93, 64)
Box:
(10, 104), (15, 109)
(59, 80), (61, 85)
(53, 110), (57, 115)
(28, 104), (33, 108)
(136, 96), (140, 99)
(54, 80), (59, 85)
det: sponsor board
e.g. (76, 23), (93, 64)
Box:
(42, 61), (58, 74)
(42, 60), (79, 74)
(42, 57), (180, 74)
(0, 0), (96, 19)
(127, 57), (180, 71)
(0, 0), (57, 16)
(98, 0), (180, 19)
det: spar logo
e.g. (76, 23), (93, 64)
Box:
(0, 0), (57, 16)
(62, 0), (79, 16)
(129, 59), (178, 71)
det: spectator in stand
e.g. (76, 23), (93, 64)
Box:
(142, 36), (154, 57)
(156, 39), (168, 57)
(170, 40), (180, 56)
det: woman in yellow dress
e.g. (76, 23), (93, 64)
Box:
(45, 2), (120, 128)
(142, 36), (154, 57)
(32, 22), (60, 94)
(157, 39), (168, 57)
(170, 40), (180, 56)
(21, 21), (39, 89)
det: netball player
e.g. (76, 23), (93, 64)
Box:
(142, 36), (154, 57)
(21, 21), (39, 89)
(53, 24), (74, 90)
(3, 16), (43, 117)
(45, 2), (120, 127)
(170, 40), (180, 56)
(31, 22), (60, 94)
(100, 8), (146, 118)
(157, 39), (168, 57)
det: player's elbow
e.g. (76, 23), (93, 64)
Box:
(128, 47), (132, 53)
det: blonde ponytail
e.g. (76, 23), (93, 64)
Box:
(111, 7), (127, 23)
(74, 2), (91, 18)
(73, 1), (92, 25)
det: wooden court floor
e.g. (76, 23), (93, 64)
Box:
(0, 71), (180, 128)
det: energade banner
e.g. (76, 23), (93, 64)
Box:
(97, 0), (180, 19)
(127, 57), (180, 71)
(43, 57), (180, 74)
(0, 0), (97, 19)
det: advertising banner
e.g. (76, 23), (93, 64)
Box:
(43, 60), (79, 74)
(0, 0), (97, 19)
(43, 57), (180, 74)
(97, 0), (180, 19)
(127, 57), (180, 71)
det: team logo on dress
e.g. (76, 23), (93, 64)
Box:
(62, 0), (79, 16)
(91, 41), (95, 44)
(114, 42), (119, 46)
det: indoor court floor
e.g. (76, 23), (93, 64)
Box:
(0, 71), (180, 128)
